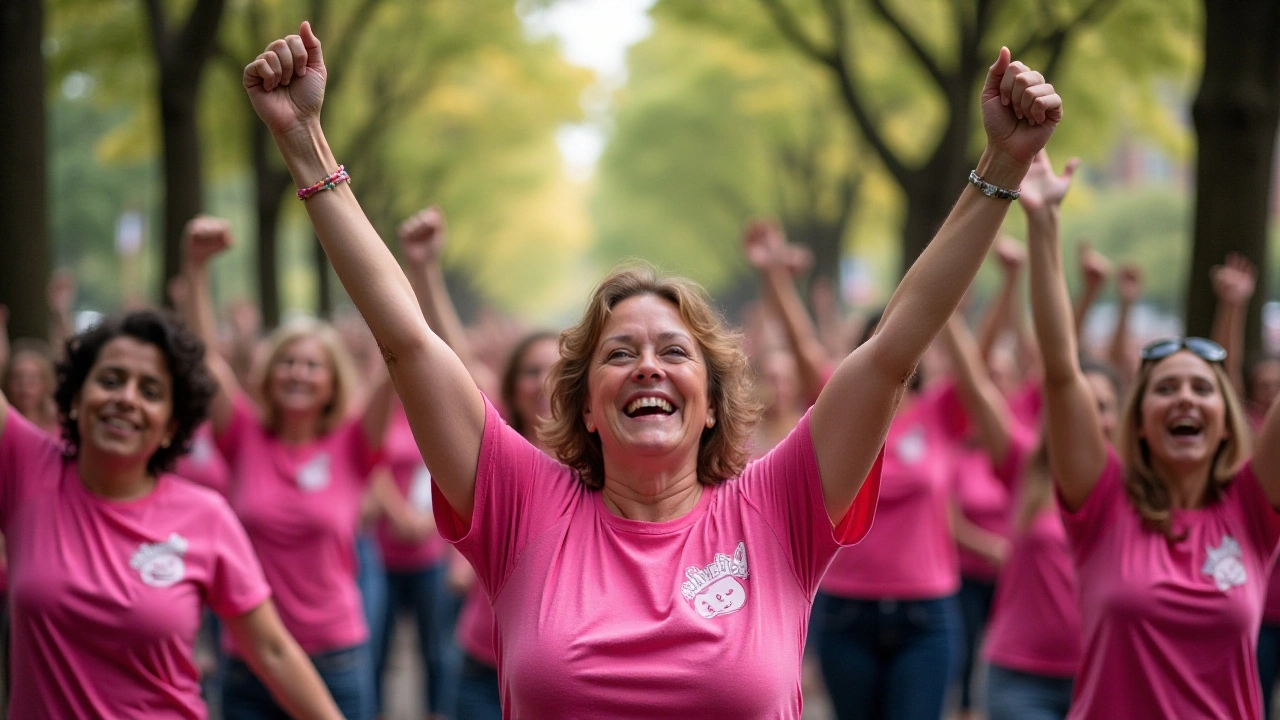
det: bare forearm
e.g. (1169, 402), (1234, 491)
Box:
(1211, 300), (1246, 396)
(1073, 282), (1103, 346)
(941, 316), (1012, 463)
(873, 150), (1025, 375)
(761, 265), (829, 403)
(250, 639), (345, 720)
(1108, 298), (1134, 380)
(1027, 207), (1078, 385)
(978, 273), (1019, 363)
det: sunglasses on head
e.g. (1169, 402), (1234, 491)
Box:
(1139, 337), (1227, 365)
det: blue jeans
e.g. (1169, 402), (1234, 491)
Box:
(816, 593), (962, 720)
(221, 643), (374, 720)
(986, 664), (1073, 720)
(376, 564), (458, 715)
(452, 653), (503, 720)
(1258, 623), (1280, 719)
(957, 576), (997, 710)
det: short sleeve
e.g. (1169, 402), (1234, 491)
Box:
(737, 409), (882, 594)
(206, 496), (272, 619)
(431, 395), (580, 599)
(0, 408), (64, 531)
(213, 394), (258, 467)
(1057, 448), (1124, 562)
(1227, 461), (1280, 561)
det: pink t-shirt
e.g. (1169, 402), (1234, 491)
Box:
(456, 583), (498, 667)
(376, 409), (448, 572)
(172, 422), (231, 496)
(1062, 451), (1280, 720)
(0, 408), (269, 719)
(217, 395), (378, 656)
(820, 387), (959, 599)
(434, 397), (881, 719)
(982, 432), (1081, 677)
(953, 447), (1012, 581)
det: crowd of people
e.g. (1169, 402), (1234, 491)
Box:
(1, 17), (1280, 720)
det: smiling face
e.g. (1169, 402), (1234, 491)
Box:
(512, 337), (560, 435)
(1137, 351), (1228, 475)
(583, 294), (712, 470)
(5, 353), (54, 418)
(74, 337), (174, 467)
(693, 576), (746, 619)
(266, 336), (335, 418)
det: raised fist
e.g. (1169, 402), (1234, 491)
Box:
(398, 206), (448, 267)
(1078, 242), (1113, 289)
(243, 21), (327, 138)
(993, 236), (1026, 274)
(980, 48), (1063, 167)
(1116, 264), (1143, 305)
(742, 220), (785, 271)
(183, 216), (234, 268)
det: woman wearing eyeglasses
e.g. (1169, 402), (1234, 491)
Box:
(1025, 150), (1280, 720)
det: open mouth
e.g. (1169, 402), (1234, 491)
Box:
(624, 396), (676, 418)
(101, 416), (141, 434)
(1168, 418), (1203, 439)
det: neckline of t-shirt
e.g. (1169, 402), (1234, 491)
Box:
(593, 481), (715, 535)
(68, 462), (172, 509)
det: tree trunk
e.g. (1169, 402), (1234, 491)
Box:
(897, 165), (970, 276)
(1185, 0), (1280, 354)
(157, 82), (203, 306)
(252, 121), (289, 328)
(0, 0), (51, 340)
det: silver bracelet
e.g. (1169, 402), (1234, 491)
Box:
(968, 169), (1020, 200)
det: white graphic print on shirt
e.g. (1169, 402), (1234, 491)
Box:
(1202, 535), (1247, 592)
(297, 452), (332, 492)
(409, 465), (434, 511)
(130, 533), (189, 588)
(895, 425), (926, 464)
(681, 542), (749, 619)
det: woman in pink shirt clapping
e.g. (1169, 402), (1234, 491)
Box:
(0, 309), (345, 719)
(243, 22), (1061, 718)
(1026, 149), (1280, 720)
(182, 217), (395, 720)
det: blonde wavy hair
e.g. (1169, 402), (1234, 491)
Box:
(1116, 354), (1251, 539)
(541, 263), (762, 489)
(253, 318), (357, 436)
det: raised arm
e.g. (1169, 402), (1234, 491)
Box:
(245, 23), (484, 519)
(977, 236), (1025, 363)
(1109, 263), (1142, 384)
(398, 206), (483, 375)
(46, 270), (76, 357)
(1209, 253), (1256, 399)
(940, 313), (1015, 466)
(811, 48), (1062, 522)
(1073, 242), (1111, 348)
(181, 217), (242, 435)
(743, 220), (831, 405)
(1023, 152), (1107, 511)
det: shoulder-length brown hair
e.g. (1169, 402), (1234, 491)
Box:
(1115, 355), (1251, 539)
(541, 263), (761, 489)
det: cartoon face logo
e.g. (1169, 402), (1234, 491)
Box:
(297, 453), (331, 492)
(137, 554), (185, 588)
(693, 576), (747, 619)
(408, 465), (433, 511)
(1202, 535), (1247, 592)
(895, 426), (926, 464)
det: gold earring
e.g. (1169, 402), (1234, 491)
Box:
(161, 438), (171, 449)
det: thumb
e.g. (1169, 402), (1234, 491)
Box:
(300, 21), (324, 70)
(982, 46), (1011, 100)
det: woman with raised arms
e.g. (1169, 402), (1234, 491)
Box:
(243, 21), (1061, 718)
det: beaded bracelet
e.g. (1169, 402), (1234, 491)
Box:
(297, 165), (350, 201)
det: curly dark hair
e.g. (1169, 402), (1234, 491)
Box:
(54, 309), (217, 476)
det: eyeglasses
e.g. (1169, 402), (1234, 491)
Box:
(1139, 337), (1227, 365)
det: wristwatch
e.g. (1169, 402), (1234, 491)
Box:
(968, 170), (1020, 200)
